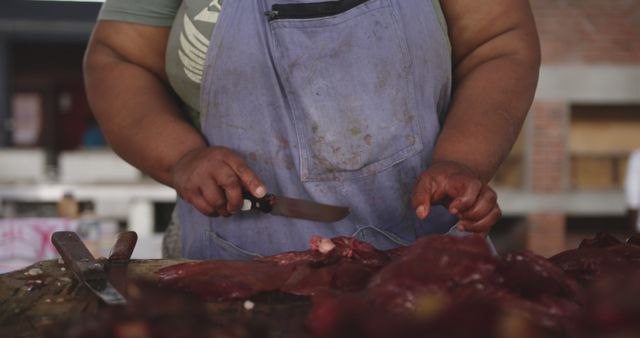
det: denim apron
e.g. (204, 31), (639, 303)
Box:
(178, 0), (460, 259)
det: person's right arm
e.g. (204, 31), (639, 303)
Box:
(84, 21), (265, 216)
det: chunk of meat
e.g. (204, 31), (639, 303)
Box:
(158, 261), (295, 301)
(550, 232), (640, 287)
(282, 260), (377, 296)
(499, 251), (584, 303)
(368, 235), (498, 304)
(573, 271), (640, 338)
(159, 236), (391, 299)
(307, 235), (584, 337)
(255, 236), (389, 268)
(578, 232), (622, 249)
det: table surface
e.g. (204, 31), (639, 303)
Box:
(0, 259), (311, 338)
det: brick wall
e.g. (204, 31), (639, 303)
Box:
(530, 101), (568, 193)
(527, 101), (569, 256)
(527, 213), (567, 257)
(531, 0), (640, 64)
(522, 1), (640, 255)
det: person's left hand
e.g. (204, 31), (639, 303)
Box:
(411, 161), (501, 233)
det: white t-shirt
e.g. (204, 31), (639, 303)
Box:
(625, 149), (640, 209)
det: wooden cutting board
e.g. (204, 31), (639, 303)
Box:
(0, 259), (180, 337)
(0, 259), (310, 338)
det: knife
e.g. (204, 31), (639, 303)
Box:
(107, 231), (138, 297)
(52, 231), (127, 305)
(241, 191), (350, 223)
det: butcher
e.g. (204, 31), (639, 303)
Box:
(84, 0), (540, 259)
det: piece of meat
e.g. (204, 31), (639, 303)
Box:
(254, 250), (319, 266)
(45, 281), (266, 338)
(306, 235), (585, 337)
(499, 251), (584, 303)
(158, 260), (295, 301)
(159, 233), (640, 338)
(571, 271), (640, 338)
(550, 233), (640, 287)
(307, 283), (557, 338)
(367, 235), (499, 310)
(281, 260), (378, 295)
(579, 232), (622, 249)
(308, 236), (390, 268)
(160, 236), (391, 300)
(262, 237), (390, 295)
(256, 236), (389, 268)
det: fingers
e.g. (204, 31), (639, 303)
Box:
(458, 185), (497, 221)
(188, 189), (217, 216)
(199, 182), (228, 216)
(216, 149), (266, 214)
(222, 151), (266, 198)
(458, 204), (501, 233)
(445, 176), (482, 215)
(457, 185), (501, 233)
(412, 162), (501, 233)
(411, 172), (433, 220)
(171, 146), (266, 217)
(210, 167), (243, 214)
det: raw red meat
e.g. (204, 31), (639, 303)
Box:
(571, 271), (640, 338)
(158, 260), (295, 300)
(366, 235), (499, 311)
(281, 260), (377, 295)
(255, 236), (389, 268)
(550, 232), (640, 286)
(158, 236), (391, 299)
(499, 251), (584, 302)
(306, 235), (585, 337)
(157, 232), (640, 338)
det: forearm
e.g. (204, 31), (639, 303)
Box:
(435, 0), (540, 183)
(433, 53), (538, 182)
(84, 38), (206, 186)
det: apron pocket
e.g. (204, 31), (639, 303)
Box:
(206, 230), (262, 260)
(267, 0), (369, 20)
(268, 0), (423, 182)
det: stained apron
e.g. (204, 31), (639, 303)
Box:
(177, 0), (459, 259)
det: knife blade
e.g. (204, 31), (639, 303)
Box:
(242, 191), (350, 223)
(52, 231), (127, 305)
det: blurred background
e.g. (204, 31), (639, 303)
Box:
(0, 0), (638, 272)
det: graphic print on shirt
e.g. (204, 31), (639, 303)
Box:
(178, 0), (221, 84)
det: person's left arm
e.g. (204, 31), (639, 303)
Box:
(412, 0), (541, 232)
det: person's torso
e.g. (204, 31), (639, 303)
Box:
(163, 0), (449, 124)
(177, 0), (458, 259)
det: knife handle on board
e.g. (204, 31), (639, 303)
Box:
(241, 191), (273, 213)
(109, 231), (138, 264)
(52, 231), (106, 281)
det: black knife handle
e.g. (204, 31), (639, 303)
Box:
(52, 231), (105, 281)
(242, 191), (273, 213)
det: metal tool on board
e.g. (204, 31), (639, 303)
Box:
(52, 231), (137, 305)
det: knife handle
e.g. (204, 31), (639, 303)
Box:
(242, 191), (273, 213)
(109, 231), (138, 264)
(52, 231), (105, 281)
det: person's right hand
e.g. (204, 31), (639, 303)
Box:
(170, 146), (266, 217)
